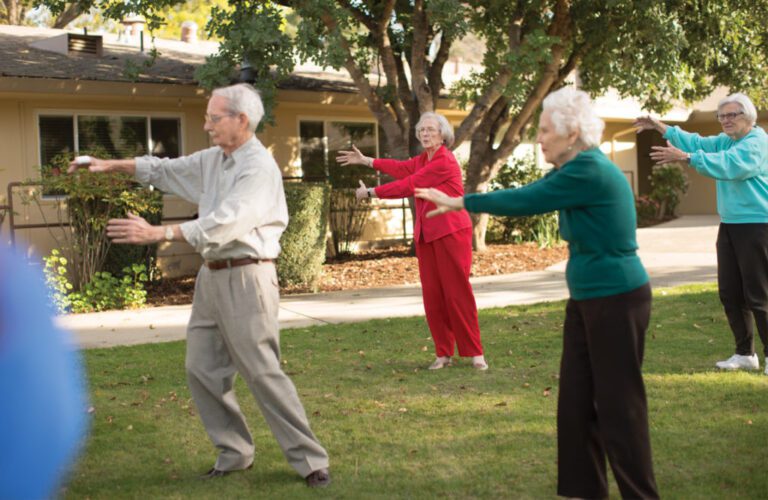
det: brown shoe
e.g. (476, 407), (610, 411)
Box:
(200, 468), (228, 479)
(305, 468), (331, 488)
(200, 464), (252, 479)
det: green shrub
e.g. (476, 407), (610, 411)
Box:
(278, 182), (330, 290)
(649, 164), (689, 218)
(24, 150), (162, 291)
(636, 195), (661, 227)
(43, 249), (148, 314)
(329, 188), (371, 256)
(101, 188), (163, 282)
(327, 164), (376, 256)
(43, 249), (74, 313)
(485, 155), (560, 247)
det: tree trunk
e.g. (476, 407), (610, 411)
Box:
(463, 142), (496, 251)
(53, 3), (85, 29)
(4, 0), (21, 24)
(471, 213), (489, 252)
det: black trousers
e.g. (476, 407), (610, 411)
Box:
(716, 223), (768, 357)
(557, 283), (659, 499)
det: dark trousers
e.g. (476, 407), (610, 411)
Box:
(557, 284), (659, 499)
(716, 223), (768, 357)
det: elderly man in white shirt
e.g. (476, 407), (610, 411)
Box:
(68, 83), (331, 488)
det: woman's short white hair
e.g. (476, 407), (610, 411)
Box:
(542, 86), (605, 148)
(718, 93), (757, 126)
(415, 112), (455, 148)
(212, 83), (264, 133)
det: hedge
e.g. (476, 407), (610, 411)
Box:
(278, 182), (330, 290)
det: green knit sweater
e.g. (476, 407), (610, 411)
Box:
(464, 148), (648, 300)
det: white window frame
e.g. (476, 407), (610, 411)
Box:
(297, 116), (381, 180)
(35, 109), (186, 169)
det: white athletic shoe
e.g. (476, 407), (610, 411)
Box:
(715, 353), (759, 371)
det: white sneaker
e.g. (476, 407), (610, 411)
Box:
(765, 358), (768, 376)
(715, 353), (759, 371)
(428, 357), (452, 370)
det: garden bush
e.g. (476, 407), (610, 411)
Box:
(44, 249), (148, 313)
(649, 164), (689, 218)
(101, 189), (163, 281)
(635, 195), (661, 227)
(278, 182), (330, 290)
(326, 165), (376, 257)
(25, 150), (161, 290)
(484, 155), (560, 247)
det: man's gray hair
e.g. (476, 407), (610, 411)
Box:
(415, 112), (455, 148)
(542, 86), (605, 148)
(212, 83), (264, 133)
(718, 93), (757, 126)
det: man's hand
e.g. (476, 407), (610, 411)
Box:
(106, 213), (163, 245)
(67, 156), (111, 174)
(650, 141), (688, 165)
(414, 187), (464, 218)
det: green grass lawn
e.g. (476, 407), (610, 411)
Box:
(65, 283), (768, 499)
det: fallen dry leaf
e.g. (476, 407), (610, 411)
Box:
(147, 243), (567, 305)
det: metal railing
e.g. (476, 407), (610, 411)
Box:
(3, 181), (197, 247)
(0, 203), (9, 236)
(4, 179), (412, 247)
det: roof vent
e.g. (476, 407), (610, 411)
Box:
(67, 33), (102, 56)
(29, 33), (103, 57)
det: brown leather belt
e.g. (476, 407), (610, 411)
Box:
(205, 257), (274, 270)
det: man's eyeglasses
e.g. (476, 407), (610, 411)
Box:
(205, 113), (235, 124)
(716, 111), (744, 122)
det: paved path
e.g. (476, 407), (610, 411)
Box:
(57, 215), (719, 349)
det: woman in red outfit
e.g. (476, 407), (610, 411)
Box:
(337, 112), (487, 370)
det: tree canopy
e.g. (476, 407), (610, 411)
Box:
(37, 0), (768, 248)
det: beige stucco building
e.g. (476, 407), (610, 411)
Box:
(1, 25), (764, 278)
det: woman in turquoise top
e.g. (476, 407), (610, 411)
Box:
(417, 87), (659, 499)
(635, 93), (768, 375)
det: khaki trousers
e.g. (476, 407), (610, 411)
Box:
(185, 263), (329, 477)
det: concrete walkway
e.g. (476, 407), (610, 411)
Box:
(57, 215), (720, 349)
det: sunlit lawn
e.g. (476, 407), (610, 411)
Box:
(65, 283), (768, 499)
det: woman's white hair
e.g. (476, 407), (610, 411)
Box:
(718, 93), (758, 126)
(542, 86), (605, 148)
(415, 112), (455, 147)
(212, 83), (264, 133)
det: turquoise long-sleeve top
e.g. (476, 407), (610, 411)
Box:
(464, 148), (648, 300)
(664, 125), (768, 223)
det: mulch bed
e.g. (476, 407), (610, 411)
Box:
(145, 242), (568, 307)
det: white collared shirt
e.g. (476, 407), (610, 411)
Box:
(135, 136), (288, 260)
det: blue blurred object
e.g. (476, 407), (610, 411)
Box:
(0, 248), (89, 499)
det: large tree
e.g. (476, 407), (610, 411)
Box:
(4, 0), (90, 27)
(1, 0), (32, 24)
(42, 0), (768, 249)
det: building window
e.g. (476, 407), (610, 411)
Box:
(38, 114), (182, 170)
(299, 121), (326, 181)
(299, 120), (381, 186)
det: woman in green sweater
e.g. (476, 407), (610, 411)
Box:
(416, 87), (659, 499)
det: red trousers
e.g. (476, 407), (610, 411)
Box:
(415, 227), (483, 357)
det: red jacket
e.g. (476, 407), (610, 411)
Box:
(372, 145), (472, 243)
